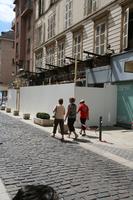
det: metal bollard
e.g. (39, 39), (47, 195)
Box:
(99, 116), (103, 141)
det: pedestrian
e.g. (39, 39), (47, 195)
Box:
(77, 99), (89, 136)
(12, 184), (59, 200)
(65, 97), (78, 139)
(52, 98), (65, 141)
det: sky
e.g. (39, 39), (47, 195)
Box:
(0, 0), (15, 34)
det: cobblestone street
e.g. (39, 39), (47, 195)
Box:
(0, 112), (133, 200)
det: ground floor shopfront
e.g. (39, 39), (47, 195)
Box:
(86, 50), (133, 128)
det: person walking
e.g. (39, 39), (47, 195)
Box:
(52, 98), (65, 141)
(77, 99), (89, 136)
(65, 97), (78, 139)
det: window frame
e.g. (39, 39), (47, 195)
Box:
(46, 45), (55, 66)
(94, 18), (107, 55)
(48, 11), (56, 39)
(38, 0), (44, 17)
(84, 0), (97, 16)
(35, 50), (43, 70)
(36, 25), (42, 47)
(64, 0), (72, 29)
(73, 30), (83, 60)
(57, 39), (65, 67)
(121, 3), (133, 50)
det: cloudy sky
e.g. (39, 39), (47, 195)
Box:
(0, 0), (15, 34)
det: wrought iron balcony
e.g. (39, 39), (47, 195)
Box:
(21, 0), (33, 17)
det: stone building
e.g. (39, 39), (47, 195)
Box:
(12, 0), (133, 127)
(13, 0), (34, 73)
(33, 0), (133, 128)
(0, 31), (15, 98)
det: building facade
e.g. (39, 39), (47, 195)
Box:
(33, 0), (133, 127)
(34, 0), (121, 69)
(0, 31), (15, 98)
(12, 0), (133, 127)
(13, 0), (34, 73)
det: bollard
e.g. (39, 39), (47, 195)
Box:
(99, 116), (103, 141)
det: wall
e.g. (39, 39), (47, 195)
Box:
(7, 89), (17, 110)
(7, 83), (117, 126)
(86, 65), (112, 85)
(75, 85), (117, 127)
(20, 83), (75, 116)
(34, 0), (122, 70)
(117, 83), (133, 128)
(112, 51), (133, 82)
(1, 39), (15, 85)
(86, 51), (133, 84)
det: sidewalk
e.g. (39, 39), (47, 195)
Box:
(38, 126), (133, 169)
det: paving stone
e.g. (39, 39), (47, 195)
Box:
(0, 112), (133, 199)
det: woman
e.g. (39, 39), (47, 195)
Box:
(65, 97), (78, 139)
(52, 98), (65, 141)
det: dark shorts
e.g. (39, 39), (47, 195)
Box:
(80, 118), (87, 130)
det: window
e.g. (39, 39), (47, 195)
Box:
(27, 16), (31, 30)
(38, 0), (44, 17)
(16, 22), (19, 37)
(43, 23), (45, 42)
(122, 6), (133, 50)
(36, 26), (42, 46)
(26, 60), (30, 71)
(27, 38), (30, 53)
(50, 0), (58, 6)
(124, 61), (133, 73)
(35, 50), (43, 69)
(65, 0), (72, 29)
(84, 0), (96, 16)
(58, 40), (65, 67)
(46, 45), (55, 66)
(12, 58), (15, 65)
(73, 31), (83, 59)
(95, 22), (106, 55)
(16, 43), (19, 56)
(48, 12), (56, 39)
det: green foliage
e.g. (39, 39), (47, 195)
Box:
(36, 112), (50, 119)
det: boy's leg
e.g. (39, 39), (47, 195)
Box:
(81, 118), (86, 136)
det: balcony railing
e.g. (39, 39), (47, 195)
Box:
(21, 0), (33, 17)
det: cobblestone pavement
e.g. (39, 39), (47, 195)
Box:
(0, 113), (133, 200)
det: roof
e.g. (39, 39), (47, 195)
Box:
(0, 31), (14, 40)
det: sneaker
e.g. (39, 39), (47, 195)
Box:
(82, 133), (86, 136)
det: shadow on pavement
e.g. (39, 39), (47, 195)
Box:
(86, 135), (99, 139)
(100, 140), (114, 145)
(75, 138), (92, 143)
(51, 136), (78, 144)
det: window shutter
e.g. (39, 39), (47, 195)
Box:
(87, 0), (92, 15)
(92, 0), (96, 12)
(123, 8), (129, 49)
